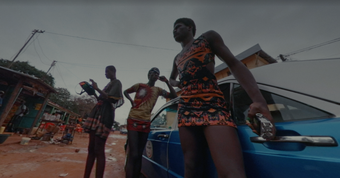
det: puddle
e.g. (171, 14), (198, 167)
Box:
(107, 143), (116, 146)
(45, 157), (84, 163)
(105, 148), (112, 153)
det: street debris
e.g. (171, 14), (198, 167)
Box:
(59, 173), (68, 177)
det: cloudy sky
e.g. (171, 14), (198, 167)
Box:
(1, 0), (339, 124)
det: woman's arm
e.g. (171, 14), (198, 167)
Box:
(204, 30), (276, 140)
(170, 57), (182, 88)
(159, 76), (177, 99)
(90, 79), (108, 99)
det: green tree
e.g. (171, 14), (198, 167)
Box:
(49, 87), (71, 109)
(68, 94), (97, 117)
(0, 59), (54, 86)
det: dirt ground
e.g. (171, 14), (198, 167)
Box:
(0, 131), (127, 178)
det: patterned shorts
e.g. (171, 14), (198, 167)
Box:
(127, 118), (151, 133)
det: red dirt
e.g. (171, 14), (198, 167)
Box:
(0, 131), (127, 178)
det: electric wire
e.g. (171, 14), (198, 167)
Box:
(55, 64), (68, 88)
(20, 33), (39, 57)
(33, 35), (49, 65)
(44, 31), (177, 51)
(282, 37), (340, 57)
(36, 37), (54, 63)
(58, 62), (82, 81)
(8, 33), (33, 61)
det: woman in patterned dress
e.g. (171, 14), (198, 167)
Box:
(83, 65), (124, 178)
(170, 18), (276, 178)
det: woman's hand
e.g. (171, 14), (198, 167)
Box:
(89, 79), (98, 90)
(247, 102), (276, 140)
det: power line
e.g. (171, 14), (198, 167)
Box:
(55, 64), (68, 88)
(44, 31), (177, 51)
(58, 62), (82, 81)
(36, 37), (54, 64)
(279, 36), (340, 61)
(8, 29), (45, 68)
(33, 35), (49, 65)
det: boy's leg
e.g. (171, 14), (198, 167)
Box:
(136, 132), (149, 176)
(204, 126), (246, 178)
(179, 126), (206, 178)
(126, 130), (141, 178)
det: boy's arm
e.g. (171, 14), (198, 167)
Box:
(124, 88), (135, 107)
(204, 30), (276, 140)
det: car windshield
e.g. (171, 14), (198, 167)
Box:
(151, 104), (178, 130)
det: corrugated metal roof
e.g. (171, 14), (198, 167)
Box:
(0, 65), (56, 92)
(215, 44), (276, 73)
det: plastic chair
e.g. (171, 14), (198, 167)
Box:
(75, 127), (83, 134)
(39, 123), (46, 129)
(59, 125), (66, 134)
(44, 123), (55, 130)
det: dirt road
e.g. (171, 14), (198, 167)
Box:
(0, 131), (127, 178)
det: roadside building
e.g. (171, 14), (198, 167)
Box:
(214, 44), (277, 80)
(0, 66), (56, 134)
(173, 44), (277, 97)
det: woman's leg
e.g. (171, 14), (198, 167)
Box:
(179, 126), (207, 178)
(84, 131), (96, 178)
(204, 126), (246, 178)
(94, 135), (107, 178)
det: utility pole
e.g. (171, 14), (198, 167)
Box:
(40, 60), (56, 83)
(7, 29), (45, 68)
(46, 60), (57, 74)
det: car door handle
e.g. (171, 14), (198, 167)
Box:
(157, 134), (169, 138)
(250, 136), (338, 146)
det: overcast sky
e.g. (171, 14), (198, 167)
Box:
(1, 0), (339, 124)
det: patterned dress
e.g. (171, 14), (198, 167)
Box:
(126, 83), (171, 132)
(175, 35), (236, 128)
(83, 79), (124, 139)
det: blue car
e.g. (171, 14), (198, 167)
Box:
(141, 58), (340, 178)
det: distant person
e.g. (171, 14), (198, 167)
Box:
(50, 113), (56, 121)
(0, 90), (4, 107)
(169, 18), (276, 178)
(82, 65), (124, 178)
(7, 100), (28, 133)
(55, 113), (61, 121)
(42, 111), (50, 120)
(124, 67), (177, 178)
